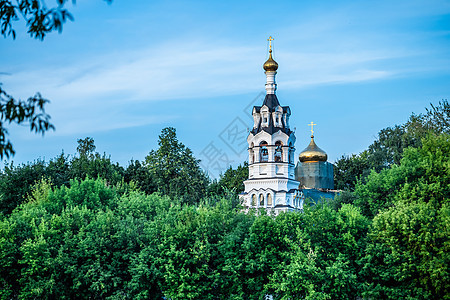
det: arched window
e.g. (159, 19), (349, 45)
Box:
(274, 111), (282, 127)
(267, 194), (273, 206)
(251, 194), (256, 206)
(259, 194), (264, 206)
(261, 110), (269, 127)
(274, 141), (283, 162)
(259, 141), (268, 162)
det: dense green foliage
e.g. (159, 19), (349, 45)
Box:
(0, 128), (211, 216)
(270, 203), (369, 299)
(353, 133), (449, 218)
(1, 132), (448, 299)
(359, 133), (450, 298)
(0, 102), (449, 298)
(0, 138), (124, 216)
(0, 177), (372, 299)
(208, 162), (248, 197)
(0, 159), (46, 215)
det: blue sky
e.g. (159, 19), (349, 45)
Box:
(1, 0), (450, 178)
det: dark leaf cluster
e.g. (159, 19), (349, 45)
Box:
(207, 162), (248, 198)
(0, 85), (54, 159)
(1, 0), (111, 40)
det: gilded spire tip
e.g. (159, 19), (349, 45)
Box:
(263, 36), (278, 72)
(308, 122), (317, 137)
(268, 36), (274, 52)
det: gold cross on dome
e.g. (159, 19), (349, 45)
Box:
(268, 36), (274, 51)
(308, 122), (317, 136)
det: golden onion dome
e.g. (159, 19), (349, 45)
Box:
(299, 136), (328, 162)
(263, 50), (278, 72)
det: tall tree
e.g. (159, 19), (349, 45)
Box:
(76, 137), (96, 157)
(145, 127), (209, 204)
(354, 133), (450, 218)
(70, 137), (124, 185)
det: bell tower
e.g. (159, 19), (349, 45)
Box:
(240, 37), (303, 214)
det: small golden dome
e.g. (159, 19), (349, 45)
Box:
(263, 50), (278, 72)
(299, 136), (328, 162)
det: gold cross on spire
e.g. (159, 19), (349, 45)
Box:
(268, 36), (274, 52)
(308, 122), (317, 137)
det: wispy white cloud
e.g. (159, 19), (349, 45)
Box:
(0, 38), (418, 136)
(5, 39), (405, 103)
(3, 0), (449, 137)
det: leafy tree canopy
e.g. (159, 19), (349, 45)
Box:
(0, 137), (124, 216)
(76, 137), (96, 157)
(0, 176), (372, 299)
(354, 133), (450, 218)
(207, 162), (248, 198)
(144, 127), (209, 205)
(359, 133), (450, 298)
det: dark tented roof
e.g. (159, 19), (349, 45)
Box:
(250, 94), (292, 135)
(262, 94), (280, 111)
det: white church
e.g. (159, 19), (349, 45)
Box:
(239, 37), (336, 214)
(239, 38), (304, 214)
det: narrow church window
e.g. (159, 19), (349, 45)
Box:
(259, 194), (264, 206)
(289, 142), (293, 163)
(267, 194), (273, 206)
(261, 112), (269, 127)
(260, 141), (268, 162)
(275, 114), (281, 126)
(274, 141), (283, 162)
(251, 194), (256, 206)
